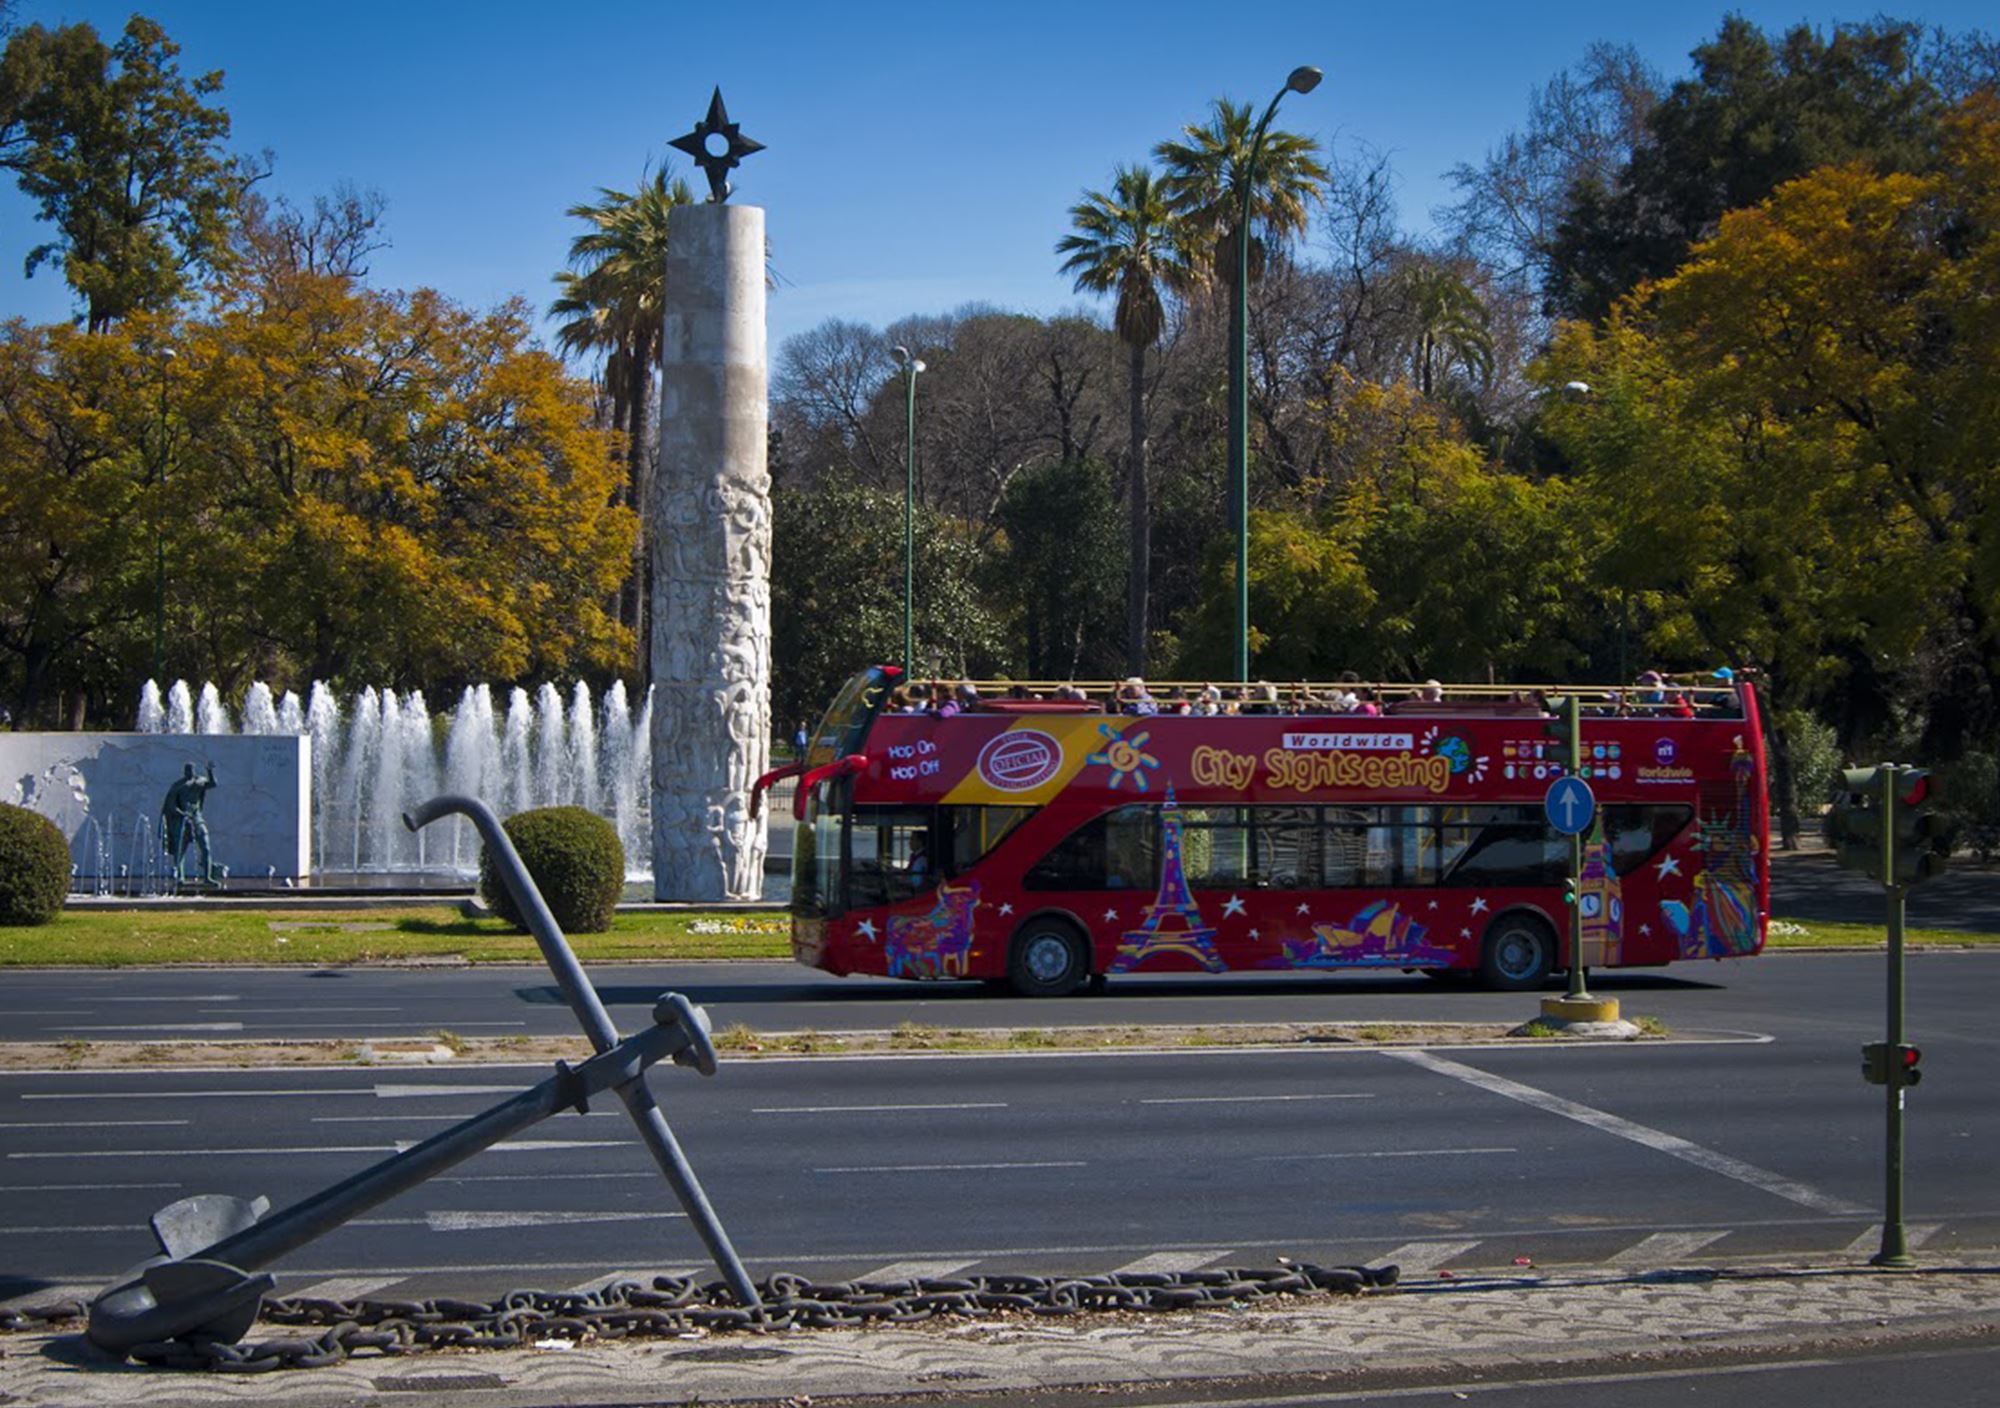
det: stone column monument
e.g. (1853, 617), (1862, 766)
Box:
(650, 92), (771, 901)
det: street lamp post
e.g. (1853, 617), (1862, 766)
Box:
(1558, 380), (1593, 1005)
(890, 345), (926, 675)
(1232, 64), (1321, 682)
(152, 346), (177, 683)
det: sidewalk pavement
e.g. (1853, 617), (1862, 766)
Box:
(4, 1259), (1996, 1408)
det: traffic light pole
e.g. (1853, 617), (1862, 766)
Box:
(1562, 698), (1589, 1000)
(1875, 762), (1913, 1268)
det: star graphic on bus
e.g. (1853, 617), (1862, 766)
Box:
(1102, 907), (1119, 922)
(1655, 853), (1682, 879)
(1469, 897), (1489, 915)
(1222, 894), (1247, 918)
(1295, 902), (1311, 915)
(856, 919), (878, 942)
(1086, 723), (1161, 791)
(998, 902), (1014, 916)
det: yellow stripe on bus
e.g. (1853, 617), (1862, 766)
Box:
(940, 716), (1134, 805)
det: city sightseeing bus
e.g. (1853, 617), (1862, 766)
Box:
(762, 669), (1768, 996)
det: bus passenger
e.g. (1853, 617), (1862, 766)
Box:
(1420, 679), (1444, 703)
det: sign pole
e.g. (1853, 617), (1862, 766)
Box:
(1875, 763), (1913, 1268)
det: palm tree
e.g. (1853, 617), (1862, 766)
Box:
(551, 167), (695, 664)
(1057, 165), (1194, 675)
(1393, 258), (1494, 398)
(1155, 100), (1329, 528)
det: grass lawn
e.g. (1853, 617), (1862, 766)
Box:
(1765, 918), (1999, 948)
(0, 908), (1990, 967)
(0, 906), (793, 966)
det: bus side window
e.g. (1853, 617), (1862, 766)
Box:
(1024, 805), (1158, 890)
(1180, 807), (1249, 887)
(1253, 806), (1319, 888)
(1324, 807), (1393, 887)
(943, 804), (1037, 875)
(1439, 805), (1565, 887)
(1603, 804), (1693, 875)
(849, 806), (937, 906)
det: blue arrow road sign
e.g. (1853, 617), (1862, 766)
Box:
(1545, 774), (1596, 836)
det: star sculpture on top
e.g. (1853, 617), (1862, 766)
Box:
(669, 88), (765, 204)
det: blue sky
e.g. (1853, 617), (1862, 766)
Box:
(2, 2), (1992, 350)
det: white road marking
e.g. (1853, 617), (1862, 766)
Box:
(98, 995), (238, 1003)
(424, 1210), (684, 1232)
(63, 1022), (244, 1033)
(1374, 1240), (1480, 1273)
(1112, 1251), (1234, 1274)
(0, 1119), (188, 1129)
(813, 1160), (1087, 1174)
(1606, 1230), (1728, 1266)
(434, 1171), (657, 1184)
(1842, 1222), (1940, 1257)
(198, 1006), (400, 1015)
(10, 1139), (626, 1160)
(375, 1084), (526, 1098)
(289, 1275), (404, 1301)
(22, 1088), (376, 1100)
(856, 1259), (980, 1282)
(1139, 1093), (1374, 1105)
(0, 1181), (180, 1192)
(312, 1120), (616, 1128)
(1389, 1049), (1869, 1215)
(753, 1102), (1007, 1114)
(1259, 1147), (1517, 1161)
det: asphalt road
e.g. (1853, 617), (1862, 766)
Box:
(0, 947), (1984, 1044)
(3, 959), (1995, 1307)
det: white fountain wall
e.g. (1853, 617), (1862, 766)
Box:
(131, 677), (656, 880)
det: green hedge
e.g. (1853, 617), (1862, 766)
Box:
(479, 806), (625, 934)
(0, 803), (71, 926)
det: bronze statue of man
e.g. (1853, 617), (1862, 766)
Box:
(161, 762), (218, 887)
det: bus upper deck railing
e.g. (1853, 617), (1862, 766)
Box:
(876, 673), (1747, 721)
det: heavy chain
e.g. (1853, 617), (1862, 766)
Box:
(0, 1260), (1398, 1373)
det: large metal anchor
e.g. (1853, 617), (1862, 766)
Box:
(87, 794), (762, 1355)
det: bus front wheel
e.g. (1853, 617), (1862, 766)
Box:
(1007, 920), (1091, 998)
(1479, 915), (1555, 991)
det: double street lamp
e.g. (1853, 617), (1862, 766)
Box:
(1232, 64), (1321, 682)
(890, 345), (926, 675)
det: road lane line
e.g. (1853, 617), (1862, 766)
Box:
(375, 1085), (535, 1098)
(288, 1276), (404, 1301)
(1258, 1147), (1517, 1161)
(435, 1172), (657, 1184)
(857, 1259), (981, 1281)
(1841, 1222), (1941, 1256)
(1374, 1240), (1481, 1272)
(425, 1210), (685, 1232)
(1112, 1251), (1234, 1274)
(63, 1023), (244, 1033)
(22, 1089), (377, 1100)
(1388, 1049), (1868, 1215)
(753, 1102), (1008, 1114)
(0, 1182), (180, 1192)
(0, 1119), (188, 1129)
(10, 1139), (628, 1159)
(1606, 1230), (1729, 1266)
(813, 1160), (1087, 1174)
(1139, 1093), (1375, 1105)
(199, 1007), (400, 1014)
(312, 1120), (616, 1128)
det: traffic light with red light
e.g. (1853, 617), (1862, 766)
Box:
(1861, 1041), (1923, 1087)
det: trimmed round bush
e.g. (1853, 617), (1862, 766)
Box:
(479, 806), (624, 934)
(0, 802), (71, 926)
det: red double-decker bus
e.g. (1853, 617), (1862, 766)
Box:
(768, 670), (1767, 996)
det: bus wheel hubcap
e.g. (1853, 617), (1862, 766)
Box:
(1026, 937), (1071, 982)
(1498, 933), (1535, 977)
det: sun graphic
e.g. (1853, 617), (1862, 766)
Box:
(1086, 723), (1161, 791)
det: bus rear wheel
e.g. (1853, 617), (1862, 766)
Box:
(1007, 919), (1091, 998)
(1479, 914), (1555, 991)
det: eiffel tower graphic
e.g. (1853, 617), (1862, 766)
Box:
(1110, 785), (1225, 973)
